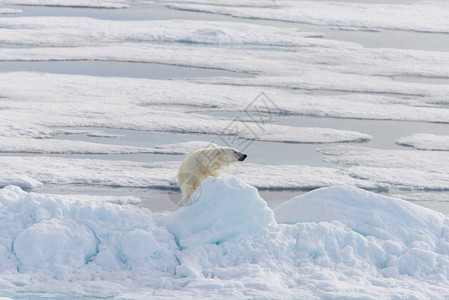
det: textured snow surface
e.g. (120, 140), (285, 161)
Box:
(1, 150), (447, 193)
(0, 17), (322, 47)
(0, 175), (42, 189)
(319, 145), (449, 192)
(0, 7), (22, 14)
(0, 0), (129, 8)
(0, 73), (373, 144)
(0, 138), (217, 154)
(1, 178), (449, 298)
(396, 133), (449, 151)
(168, 1), (449, 33)
(0, 156), (363, 190)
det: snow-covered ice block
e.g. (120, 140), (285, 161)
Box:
(275, 185), (449, 279)
(1, 180), (449, 297)
(164, 177), (274, 248)
(14, 218), (97, 272)
(275, 186), (446, 244)
(0, 185), (178, 276)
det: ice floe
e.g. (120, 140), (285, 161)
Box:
(0, 17), (325, 47)
(396, 133), (449, 151)
(2, 40), (449, 81)
(0, 137), (217, 154)
(168, 1), (449, 33)
(0, 0), (129, 8)
(0, 156), (178, 188)
(0, 175), (41, 189)
(0, 73), (373, 144)
(3, 43), (449, 106)
(9, 150), (442, 195)
(3, 70), (449, 127)
(0, 7), (22, 14)
(0, 156), (370, 190)
(319, 145), (449, 192)
(1, 178), (449, 298)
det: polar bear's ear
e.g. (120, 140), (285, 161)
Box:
(219, 147), (225, 154)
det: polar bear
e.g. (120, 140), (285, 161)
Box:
(177, 147), (247, 205)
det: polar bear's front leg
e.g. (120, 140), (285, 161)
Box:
(210, 170), (221, 177)
(180, 183), (195, 205)
(180, 176), (203, 205)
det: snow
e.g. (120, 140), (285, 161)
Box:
(0, 0), (129, 8)
(274, 185), (449, 279)
(274, 186), (446, 244)
(3, 40), (449, 82)
(168, 1), (449, 33)
(0, 7), (22, 14)
(14, 218), (97, 272)
(396, 133), (449, 151)
(163, 177), (275, 248)
(1, 178), (449, 298)
(152, 141), (219, 154)
(0, 175), (42, 189)
(1, 16), (449, 128)
(0, 73), (373, 144)
(0, 156), (178, 189)
(1, 146), (447, 194)
(2, 17), (449, 81)
(0, 137), (217, 154)
(0, 156), (374, 190)
(0, 17), (323, 47)
(2, 45), (449, 122)
(1, 1), (448, 298)
(319, 145), (449, 192)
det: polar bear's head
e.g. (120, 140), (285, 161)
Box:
(220, 147), (247, 165)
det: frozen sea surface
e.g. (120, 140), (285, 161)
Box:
(0, 61), (250, 79)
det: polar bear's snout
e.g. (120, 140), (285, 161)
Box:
(238, 153), (247, 161)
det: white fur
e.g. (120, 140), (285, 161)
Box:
(177, 147), (247, 205)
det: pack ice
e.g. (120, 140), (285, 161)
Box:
(1, 177), (449, 299)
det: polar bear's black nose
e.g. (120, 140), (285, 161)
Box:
(239, 154), (247, 161)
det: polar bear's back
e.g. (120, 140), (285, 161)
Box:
(178, 148), (214, 182)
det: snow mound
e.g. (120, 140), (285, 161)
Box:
(275, 186), (449, 278)
(275, 186), (446, 244)
(1, 180), (449, 298)
(164, 177), (274, 248)
(14, 218), (97, 272)
(0, 185), (178, 277)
